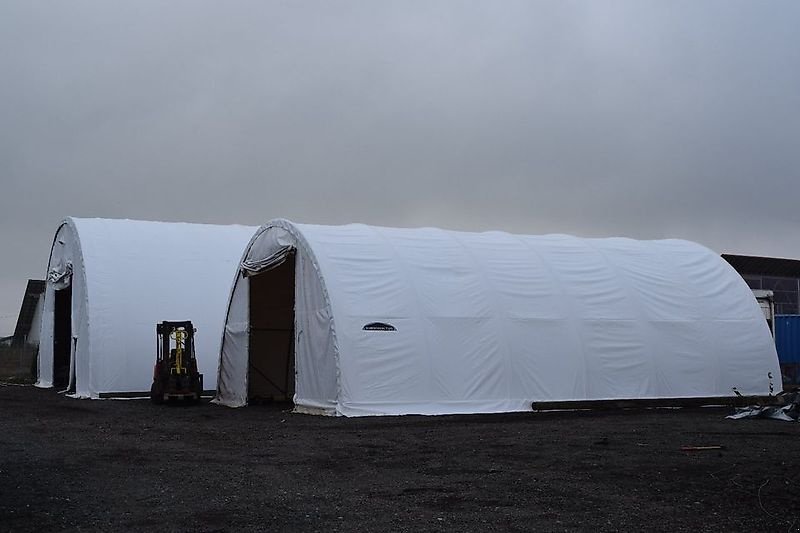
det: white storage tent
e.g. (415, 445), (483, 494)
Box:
(37, 217), (258, 398)
(216, 219), (780, 416)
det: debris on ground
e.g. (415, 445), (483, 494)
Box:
(681, 445), (724, 451)
(727, 392), (800, 422)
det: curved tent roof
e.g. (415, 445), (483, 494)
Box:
(37, 217), (258, 398)
(216, 219), (780, 416)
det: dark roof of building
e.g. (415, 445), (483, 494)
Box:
(722, 254), (800, 279)
(12, 279), (45, 345)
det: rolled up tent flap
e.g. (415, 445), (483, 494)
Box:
(47, 261), (72, 290)
(241, 226), (296, 275)
(242, 248), (293, 276)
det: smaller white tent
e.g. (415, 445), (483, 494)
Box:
(37, 217), (258, 398)
(216, 219), (780, 416)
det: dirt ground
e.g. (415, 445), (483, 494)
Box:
(2, 385), (800, 532)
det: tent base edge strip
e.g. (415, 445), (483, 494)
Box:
(531, 395), (780, 411)
(97, 389), (216, 399)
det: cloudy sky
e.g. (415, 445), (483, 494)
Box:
(1, 1), (799, 334)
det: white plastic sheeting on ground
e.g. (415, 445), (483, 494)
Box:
(37, 218), (258, 398)
(215, 219), (781, 416)
(727, 391), (800, 421)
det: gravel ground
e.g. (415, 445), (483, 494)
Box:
(1, 384), (800, 532)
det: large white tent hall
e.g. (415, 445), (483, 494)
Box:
(215, 219), (781, 417)
(37, 217), (258, 398)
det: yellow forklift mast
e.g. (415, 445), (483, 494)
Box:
(150, 321), (203, 404)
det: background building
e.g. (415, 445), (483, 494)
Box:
(723, 254), (800, 315)
(0, 279), (45, 380)
(11, 279), (45, 348)
(723, 254), (800, 385)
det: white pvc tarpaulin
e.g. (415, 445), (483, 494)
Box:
(37, 217), (258, 398)
(216, 219), (781, 416)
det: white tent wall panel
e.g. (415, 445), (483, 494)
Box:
(215, 219), (781, 416)
(38, 255), (57, 387)
(37, 218), (258, 398)
(216, 273), (250, 408)
(293, 250), (338, 413)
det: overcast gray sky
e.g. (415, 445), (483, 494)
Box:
(1, 1), (799, 334)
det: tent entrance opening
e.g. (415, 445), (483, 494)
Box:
(248, 253), (296, 403)
(53, 286), (72, 389)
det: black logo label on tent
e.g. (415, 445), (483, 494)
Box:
(363, 322), (396, 331)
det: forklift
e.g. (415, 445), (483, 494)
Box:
(150, 321), (203, 404)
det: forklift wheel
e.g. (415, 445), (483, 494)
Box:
(150, 382), (164, 405)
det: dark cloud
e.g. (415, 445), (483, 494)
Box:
(1, 1), (799, 332)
